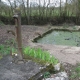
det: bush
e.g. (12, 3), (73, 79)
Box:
(0, 15), (79, 25)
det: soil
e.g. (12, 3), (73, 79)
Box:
(0, 25), (80, 80)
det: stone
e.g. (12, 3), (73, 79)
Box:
(44, 72), (69, 80)
(0, 55), (44, 80)
(55, 72), (68, 78)
(45, 77), (67, 80)
(54, 63), (61, 71)
(45, 77), (68, 80)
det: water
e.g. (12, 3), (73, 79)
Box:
(37, 31), (80, 47)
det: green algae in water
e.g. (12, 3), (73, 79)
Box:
(37, 31), (80, 47)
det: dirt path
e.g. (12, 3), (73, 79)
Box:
(35, 43), (80, 65)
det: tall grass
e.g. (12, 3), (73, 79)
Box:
(70, 64), (80, 79)
(24, 47), (58, 64)
(0, 43), (58, 65)
(0, 44), (11, 55)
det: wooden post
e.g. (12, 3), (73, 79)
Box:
(13, 8), (23, 60)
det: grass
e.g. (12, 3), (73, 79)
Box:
(0, 44), (11, 56)
(0, 39), (17, 57)
(0, 45), (58, 65)
(70, 64), (80, 79)
(24, 47), (58, 65)
(0, 44), (17, 56)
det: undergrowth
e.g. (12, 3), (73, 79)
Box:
(0, 39), (16, 57)
(24, 47), (58, 65)
(0, 44), (11, 56)
(70, 64), (80, 80)
(0, 43), (58, 65)
(0, 20), (5, 25)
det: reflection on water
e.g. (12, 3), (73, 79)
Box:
(37, 31), (80, 47)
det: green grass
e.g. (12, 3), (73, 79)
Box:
(70, 64), (80, 79)
(0, 43), (58, 65)
(0, 45), (16, 56)
(24, 47), (58, 65)
(0, 39), (17, 56)
(0, 44), (11, 56)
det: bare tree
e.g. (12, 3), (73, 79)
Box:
(60, 0), (62, 16)
(7, 0), (13, 15)
(38, 0), (41, 16)
(46, 0), (50, 17)
(42, 0), (46, 16)
(77, 0), (80, 17)
(65, 0), (68, 16)
(21, 0), (27, 17)
(27, 0), (29, 24)
(14, 0), (17, 8)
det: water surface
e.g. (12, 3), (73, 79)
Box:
(37, 31), (80, 47)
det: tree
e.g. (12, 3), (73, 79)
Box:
(60, 0), (62, 16)
(14, 0), (17, 8)
(46, 0), (50, 17)
(64, 0), (68, 16)
(77, 0), (80, 17)
(38, 0), (41, 16)
(21, 0), (27, 17)
(7, 0), (13, 15)
(42, 0), (46, 16)
(27, 0), (29, 24)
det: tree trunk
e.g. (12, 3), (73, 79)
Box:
(22, 0), (27, 17)
(46, 0), (50, 17)
(43, 0), (46, 16)
(77, 0), (80, 17)
(39, 0), (41, 16)
(7, 0), (13, 15)
(27, 0), (29, 24)
(60, 0), (61, 16)
(65, 0), (67, 16)
(14, 0), (17, 8)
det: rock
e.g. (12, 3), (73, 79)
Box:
(54, 63), (61, 71)
(55, 72), (68, 78)
(0, 55), (43, 80)
(44, 72), (69, 80)
(44, 77), (68, 80)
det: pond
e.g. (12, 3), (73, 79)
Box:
(36, 30), (80, 47)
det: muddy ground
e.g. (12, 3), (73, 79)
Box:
(0, 25), (48, 46)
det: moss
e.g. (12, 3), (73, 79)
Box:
(33, 28), (80, 47)
(0, 55), (3, 59)
(24, 54), (49, 65)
